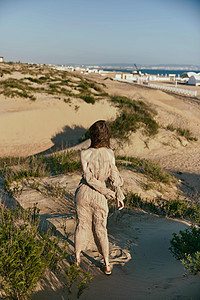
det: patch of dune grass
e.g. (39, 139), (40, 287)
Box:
(0, 151), (81, 197)
(176, 128), (198, 141)
(116, 156), (174, 184)
(166, 124), (198, 141)
(79, 94), (96, 104)
(109, 96), (159, 138)
(125, 192), (200, 224)
(0, 68), (12, 77)
(0, 78), (36, 100)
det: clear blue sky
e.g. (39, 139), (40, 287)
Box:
(0, 0), (200, 65)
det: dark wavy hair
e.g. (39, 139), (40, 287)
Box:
(89, 120), (111, 148)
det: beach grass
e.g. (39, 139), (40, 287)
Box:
(124, 192), (200, 224)
(0, 64), (107, 104)
(0, 151), (81, 197)
(109, 96), (159, 138)
(166, 124), (198, 141)
(116, 156), (175, 184)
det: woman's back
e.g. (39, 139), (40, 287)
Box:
(81, 147), (115, 183)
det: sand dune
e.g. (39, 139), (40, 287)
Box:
(0, 95), (116, 156)
(0, 67), (200, 299)
(3, 172), (199, 300)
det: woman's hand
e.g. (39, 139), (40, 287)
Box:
(117, 200), (124, 210)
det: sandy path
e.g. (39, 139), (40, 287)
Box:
(81, 212), (200, 300)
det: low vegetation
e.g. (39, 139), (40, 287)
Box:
(109, 96), (159, 138)
(166, 124), (198, 141)
(80, 95), (160, 143)
(0, 205), (67, 299)
(0, 67), (12, 77)
(124, 192), (200, 224)
(169, 227), (200, 274)
(0, 63), (107, 104)
(0, 205), (92, 299)
(116, 156), (175, 184)
(0, 78), (36, 101)
(65, 264), (93, 299)
(0, 151), (81, 197)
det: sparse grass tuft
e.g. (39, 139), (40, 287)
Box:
(166, 124), (176, 131)
(116, 156), (174, 184)
(166, 125), (198, 141)
(176, 127), (198, 141)
(125, 192), (200, 224)
(65, 264), (93, 299)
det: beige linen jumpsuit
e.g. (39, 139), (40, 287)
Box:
(75, 147), (125, 259)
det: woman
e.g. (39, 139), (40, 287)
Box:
(75, 120), (125, 275)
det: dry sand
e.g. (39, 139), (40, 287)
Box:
(0, 95), (116, 156)
(0, 68), (200, 299)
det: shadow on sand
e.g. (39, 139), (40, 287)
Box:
(172, 171), (200, 201)
(37, 125), (87, 155)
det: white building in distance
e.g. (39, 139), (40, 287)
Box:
(182, 72), (200, 86)
(188, 74), (200, 86)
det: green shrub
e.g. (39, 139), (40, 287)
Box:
(182, 252), (200, 274)
(109, 96), (159, 137)
(0, 205), (68, 299)
(169, 227), (200, 274)
(65, 264), (93, 299)
(80, 95), (95, 104)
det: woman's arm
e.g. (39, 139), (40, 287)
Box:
(109, 151), (125, 210)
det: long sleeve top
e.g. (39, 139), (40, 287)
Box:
(79, 147), (125, 201)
